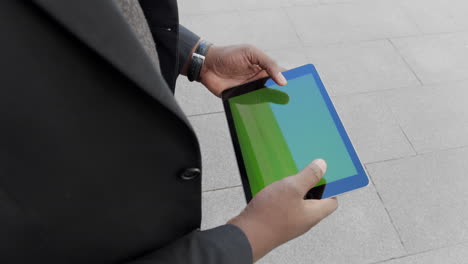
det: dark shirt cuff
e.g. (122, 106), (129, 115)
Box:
(202, 224), (253, 263)
(178, 25), (200, 74)
(126, 224), (253, 264)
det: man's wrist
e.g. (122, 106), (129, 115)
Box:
(187, 40), (212, 82)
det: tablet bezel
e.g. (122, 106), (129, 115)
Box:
(222, 64), (369, 202)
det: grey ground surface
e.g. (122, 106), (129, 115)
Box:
(175, 0), (468, 263)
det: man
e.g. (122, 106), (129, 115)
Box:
(0, 0), (337, 263)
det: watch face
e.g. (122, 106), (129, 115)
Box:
(188, 52), (205, 82)
(192, 53), (205, 60)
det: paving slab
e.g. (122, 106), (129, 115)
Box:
(367, 147), (468, 254)
(397, 0), (468, 34)
(288, 0), (320, 6)
(234, 0), (291, 11)
(391, 32), (468, 85)
(177, 0), (236, 15)
(189, 113), (242, 191)
(179, 11), (241, 47)
(319, 0), (360, 3)
(383, 81), (468, 153)
(332, 93), (415, 164)
(380, 242), (468, 264)
(264, 47), (310, 70)
(201, 186), (246, 230)
(381, 244), (468, 264)
(175, 77), (223, 116)
(181, 9), (301, 51)
(178, 0), (291, 15)
(286, 0), (420, 45)
(305, 40), (420, 96)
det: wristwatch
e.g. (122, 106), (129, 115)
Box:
(187, 40), (212, 82)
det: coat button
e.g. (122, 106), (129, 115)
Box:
(179, 168), (201, 180)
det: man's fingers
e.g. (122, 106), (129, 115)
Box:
(304, 197), (338, 220)
(293, 159), (327, 195)
(246, 46), (287, 86)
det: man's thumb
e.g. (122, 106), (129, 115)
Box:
(247, 46), (287, 86)
(294, 159), (327, 194)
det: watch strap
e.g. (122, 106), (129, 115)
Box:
(188, 40), (212, 82)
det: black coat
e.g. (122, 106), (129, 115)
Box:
(0, 0), (251, 263)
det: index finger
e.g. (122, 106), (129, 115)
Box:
(304, 197), (338, 220)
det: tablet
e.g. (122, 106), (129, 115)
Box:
(222, 64), (369, 202)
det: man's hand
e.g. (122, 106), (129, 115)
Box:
(199, 44), (287, 96)
(228, 159), (338, 262)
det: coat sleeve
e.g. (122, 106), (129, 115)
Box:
(177, 25), (200, 74)
(126, 224), (252, 264)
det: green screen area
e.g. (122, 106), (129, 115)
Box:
(229, 74), (357, 197)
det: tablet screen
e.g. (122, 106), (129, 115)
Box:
(226, 65), (365, 198)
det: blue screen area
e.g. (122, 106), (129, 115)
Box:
(269, 74), (357, 183)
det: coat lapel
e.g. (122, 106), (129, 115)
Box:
(32, 0), (190, 125)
